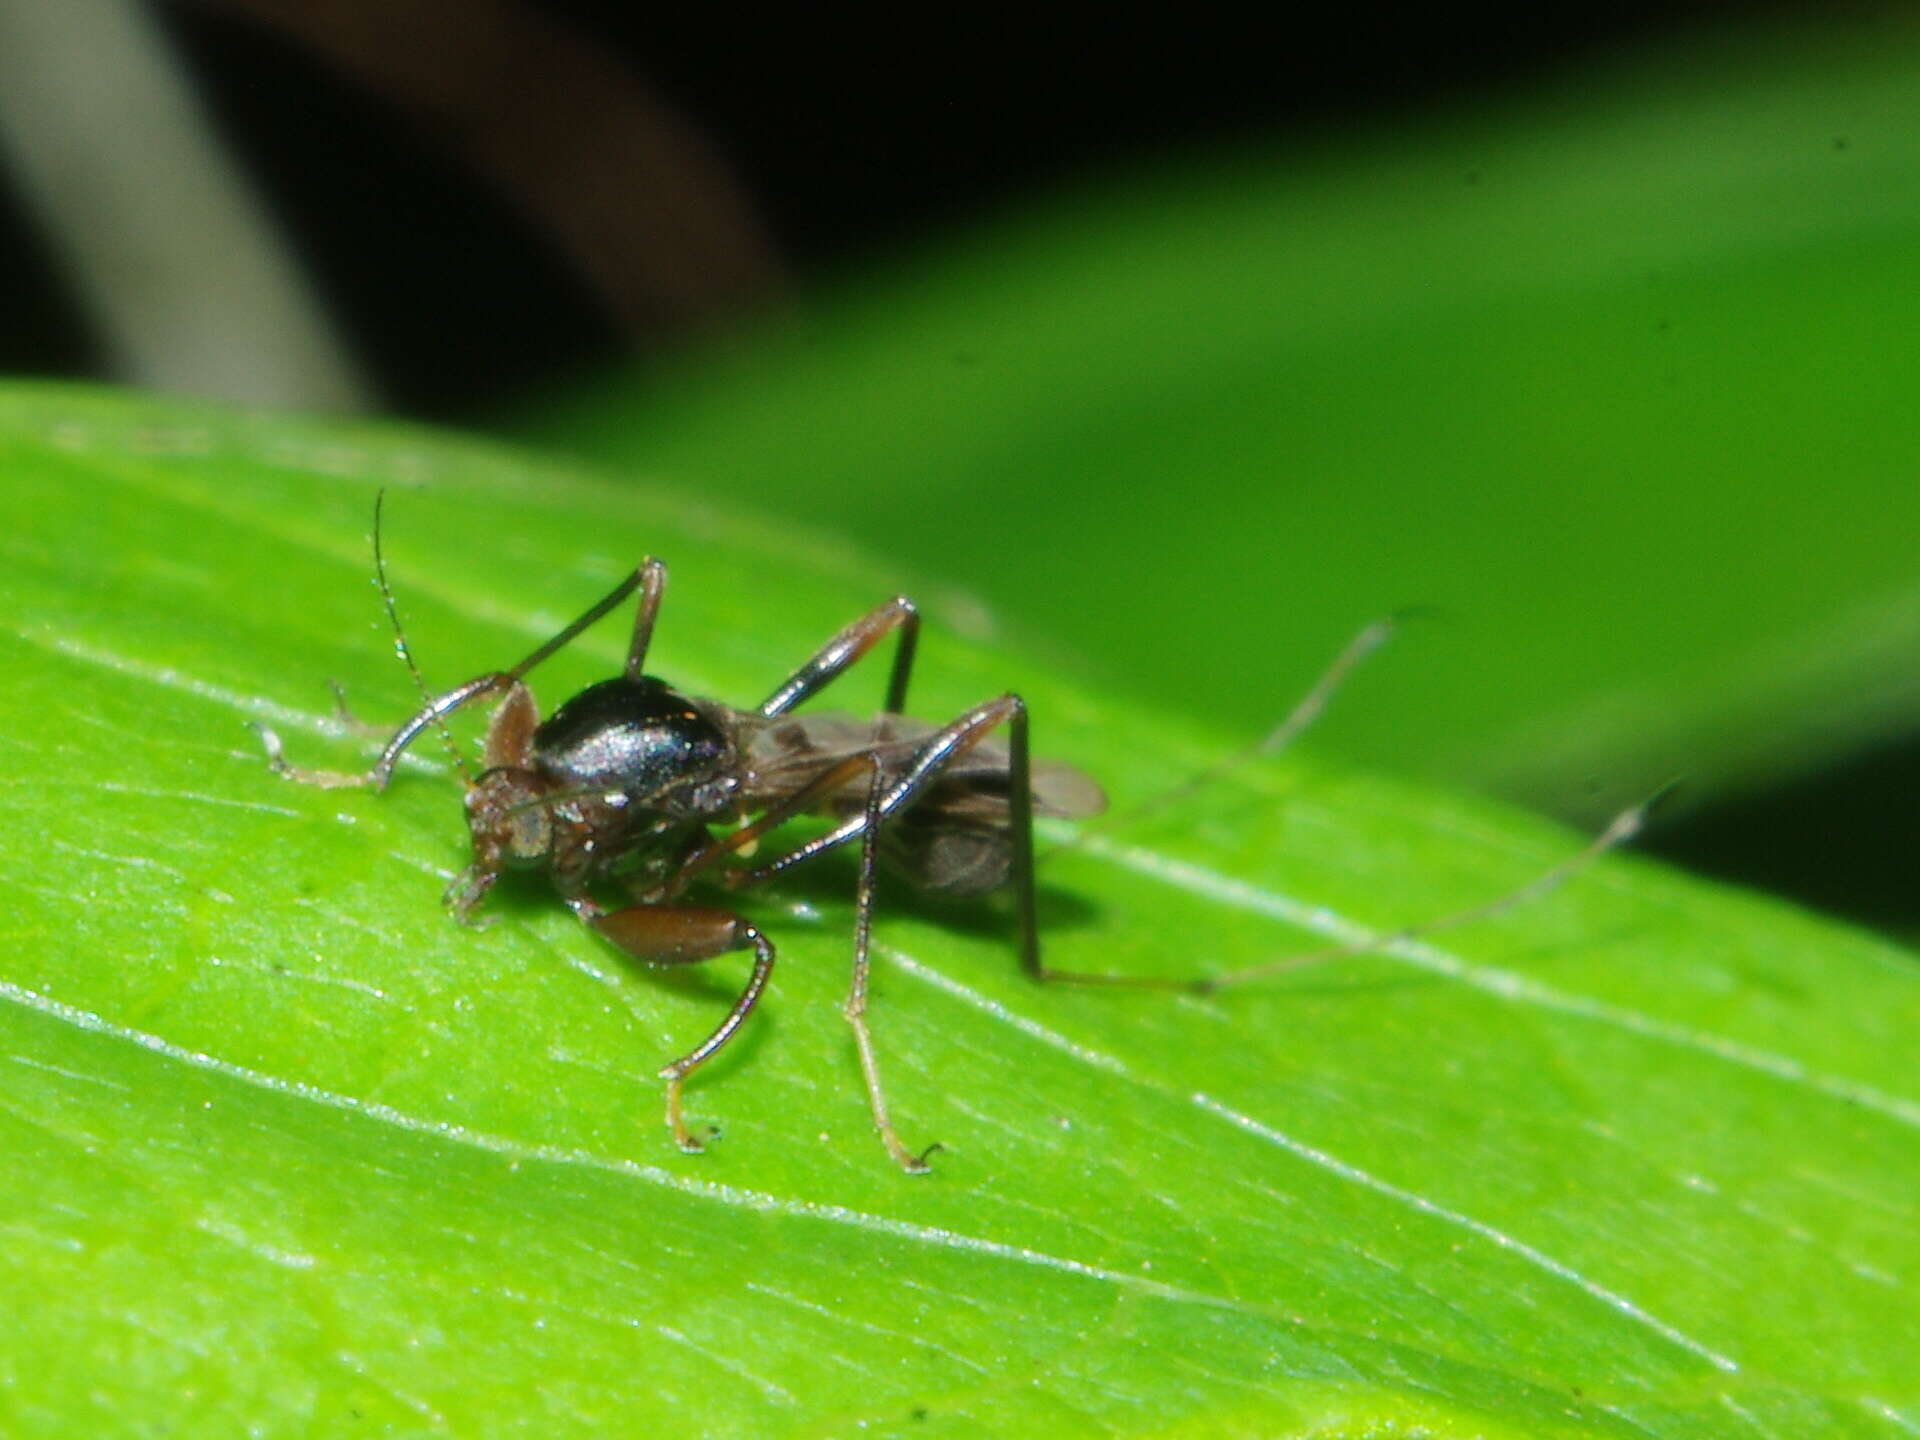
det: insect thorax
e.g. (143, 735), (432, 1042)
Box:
(531, 674), (735, 815)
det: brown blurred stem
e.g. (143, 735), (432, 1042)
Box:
(193, 0), (785, 339)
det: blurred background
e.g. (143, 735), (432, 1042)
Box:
(4, 0), (1920, 932)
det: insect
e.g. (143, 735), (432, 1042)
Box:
(256, 498), (1108, 1171)
(257, 500), (1657, 1172)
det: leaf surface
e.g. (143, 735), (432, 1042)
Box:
(2, 385), (1915, 1437)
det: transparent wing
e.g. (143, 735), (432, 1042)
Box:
(742, 712), (1105, 818)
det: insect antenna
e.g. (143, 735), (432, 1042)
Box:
(371, 489), (475, 787)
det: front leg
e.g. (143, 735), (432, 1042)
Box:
(573, 897), (776, 1154)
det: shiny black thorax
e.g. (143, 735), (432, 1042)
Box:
(531, 675), (737, 819)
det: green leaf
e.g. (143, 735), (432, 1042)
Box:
(3, 383), (1914, 1435)
(522, 21), (1920, 821)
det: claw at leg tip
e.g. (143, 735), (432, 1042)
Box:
(902, 1140), (944, 1174)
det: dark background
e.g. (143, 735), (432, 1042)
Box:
(3, 2), (1808, 410)
(4, 0), (1912, 932)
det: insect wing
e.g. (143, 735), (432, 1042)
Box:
(742, 712), (1105, 818)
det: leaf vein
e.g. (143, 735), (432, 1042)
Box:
(1078, 835), (1920, 1130)
(884, 944), (1740, 1375)
(0, 975), (1272, 1320)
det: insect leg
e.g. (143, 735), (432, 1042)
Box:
(621, 559), (669, 678)
(576, 898), (776, 1153)
(1036, 788), (1668, 993)
(1191, 788), (1668, 991)
(500, 564), (656, 681)
(254, 670), (513, 789)
(758, 596), (919, 717)
(683, 740), (958, 1171)
(670, 753), (886, 894)
(256, 562), (652, 791)
(656, 747), (942, 1169)
(845, 753), (940, 1173)
(727, 695), (1046, 978)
